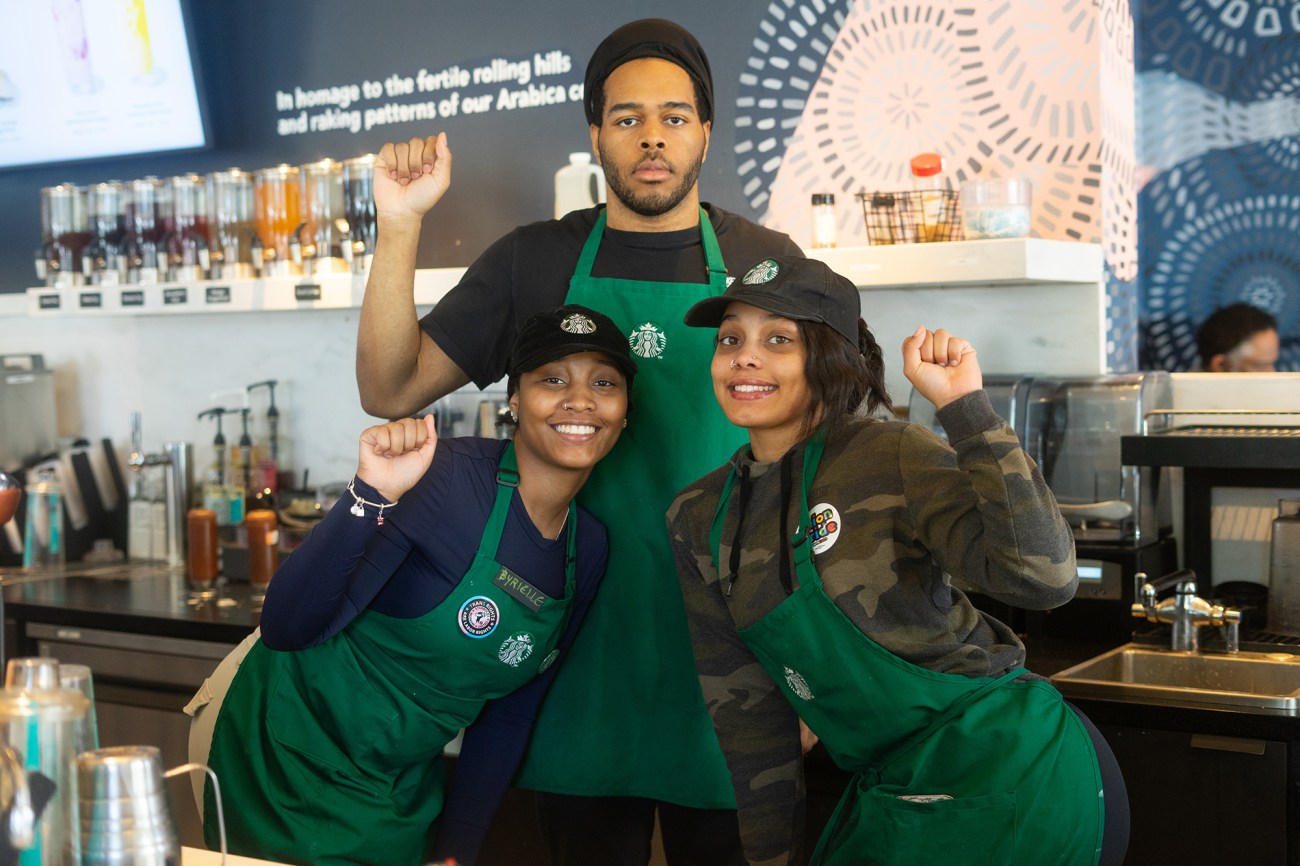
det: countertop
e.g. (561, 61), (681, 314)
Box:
(2, 564), (1112, 675)
(4, 563), (1299, 740)
(1, 562), (261, 646)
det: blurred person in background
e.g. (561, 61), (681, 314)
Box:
(1197, 302), (1279, 372)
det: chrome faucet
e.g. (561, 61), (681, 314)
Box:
(1131, 569), (1242, 654)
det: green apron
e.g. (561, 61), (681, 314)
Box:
(709, 432), (1105, 865)
(516, 209), (743, 806)
(204, 444), (578, 866)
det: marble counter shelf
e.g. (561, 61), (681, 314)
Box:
(807, 238), (1103, 288)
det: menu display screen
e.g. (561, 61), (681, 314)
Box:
(0, 0), (208, 170)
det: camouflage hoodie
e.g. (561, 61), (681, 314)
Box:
(666, 389), (1077, 865)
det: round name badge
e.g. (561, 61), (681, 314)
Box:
(458, 596), (500, 638)
(807, 502), (841, 555)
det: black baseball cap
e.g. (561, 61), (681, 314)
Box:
(584, 19), (714, 125)
(683, 256), (860, 346)
(508, 304), (638, 384)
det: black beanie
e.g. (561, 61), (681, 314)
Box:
(583, 19), (714, 126)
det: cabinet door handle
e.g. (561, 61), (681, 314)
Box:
(1189, 734), (1266, 756)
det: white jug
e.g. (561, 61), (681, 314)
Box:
(554, 152), (605, 219)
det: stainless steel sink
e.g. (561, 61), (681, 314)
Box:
(1050, 643), (1300, 713)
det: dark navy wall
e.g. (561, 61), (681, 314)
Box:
(0, 0), (772, 293)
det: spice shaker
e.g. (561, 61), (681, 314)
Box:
(909, 152), (948, 242)
(810, 194), (837, 249)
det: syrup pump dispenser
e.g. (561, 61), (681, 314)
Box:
(236, 408), (255, 506)
(198, 407), (239, 525)
(247, 380), (282, 497)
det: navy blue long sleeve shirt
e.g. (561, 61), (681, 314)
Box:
(259, 436), (607, 864)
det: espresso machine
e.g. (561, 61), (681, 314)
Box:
(909, 373), (1179, 643)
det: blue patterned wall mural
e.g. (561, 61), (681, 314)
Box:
(732, 0), (1141, 373)
(1137, 0), (1300, 371)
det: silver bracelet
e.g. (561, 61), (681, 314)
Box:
(347, 478), (397, 525)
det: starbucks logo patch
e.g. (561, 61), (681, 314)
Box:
(784, 666), (814, 701)
(498, 632), (536, 667)
(560, 313), (596, 334)
(629, 321), (668, 359)
(743, 259), (780, 285)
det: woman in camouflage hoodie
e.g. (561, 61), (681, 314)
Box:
(667, 255), (1128, 866)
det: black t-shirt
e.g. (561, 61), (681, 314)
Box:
(420, 203), (802, 388)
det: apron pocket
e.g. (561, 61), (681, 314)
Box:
(819, 782), (1017, 866)
(265, 650), (400, 776)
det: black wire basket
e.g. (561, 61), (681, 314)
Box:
(856, 189), (963, 245)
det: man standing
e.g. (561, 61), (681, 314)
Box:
(356, 19), (802, 866)
(1196, 302), (1280, 372)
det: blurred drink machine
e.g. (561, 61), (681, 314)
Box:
(35, 153), (378, 287)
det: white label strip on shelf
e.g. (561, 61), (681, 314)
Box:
(19, 267), (471, 318)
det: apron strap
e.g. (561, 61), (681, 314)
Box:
(789, 428), (827, 589)
(708, 463), (741, 575)
(480, 442), (519, 560)
(709, 427), (827, 589)
(563, 498), (578, 589)
(549, 499), (581, 635)
(573, 210), (607, 280)
(697, 207), (728, 288)
(574, 207), (728, 289)
(482, 442), (581, 600)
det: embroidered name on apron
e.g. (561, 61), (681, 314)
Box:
(493, 566), (549, 611)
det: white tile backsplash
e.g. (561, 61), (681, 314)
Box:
(2, 307), (409, 491)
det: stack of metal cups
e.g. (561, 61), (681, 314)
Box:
(76, 747), (179, 866)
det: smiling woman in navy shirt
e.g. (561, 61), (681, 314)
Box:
(186, 304), (635, 866)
